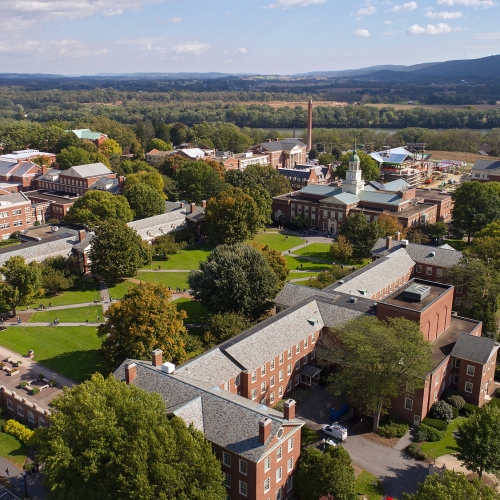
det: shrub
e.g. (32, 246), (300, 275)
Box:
(445, 395), (465, 410)
(415, 423), (444, 443)
(429, 401), (454, 423)
(462, 402), (479, 416)
(19, 381), (28, 388)
(30, 387), (40, 395)
(3, 419), (34, 445)
(487, 398), (500, 409)
(48, 380), (57, 387)
(441, 387), (461, 400)
(422, 417), (448, 431)
(16, 361), (22, 366)
(406, 443), (426, 460)
(37, 374), (45, 381)
(452, 406), (459, 419)
(378, 418), (409, 438)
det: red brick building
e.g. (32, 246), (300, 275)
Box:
(24, 191), (79, 222)
(0, 192), (35, 240)
(277, 164), (332, 191)
(249, 139), (307, 169)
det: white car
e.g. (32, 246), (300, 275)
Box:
(321, 423), (348, 442)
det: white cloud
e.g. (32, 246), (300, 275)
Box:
(0, 39), (108, 58)
(236, 47), (249, 54)
(353, 29), (371, 37)
(389, 1), (418, 11)
(169, 17), (182, 22)
(264, 0), (326, 8)
(101, 9), (124, 17)
(171, 42), (209, 55)
(383, 20), (393, 23)
(357, 5), (377, 15)
(426, 10), (463, 18)
(383, 30), (398, 35)
(475, 32), (500, 39)
(406, 22), (457, 34)
(437, 0), (495, 7)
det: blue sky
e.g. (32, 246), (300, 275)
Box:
(0, 0), (498, 74)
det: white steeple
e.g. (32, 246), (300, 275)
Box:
(342, 144), (364, 195)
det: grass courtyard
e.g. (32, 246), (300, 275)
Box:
(0, 417), (27, 468)
(294, 242), (332, 262)
(421, 417), (463, 459)
(0, 326), (103, 383)
(135, 272), (190, 290)
(251, 232), (304, 252)
(173, 298), (209, 324)
(29, 305), (104, 324)
(145, 244), (213, 270)
(284, 255), (331, 272)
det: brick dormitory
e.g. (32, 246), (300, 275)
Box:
(113, 238), (498, 500)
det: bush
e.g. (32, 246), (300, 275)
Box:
(19, 381), (28, 388)
(30, 387), (40, 395)
(406, 443), (426, 460)
(462, 402), (479, 416)
(445, 395), (465, 410)
(37, 374), (45, 381)
(429, 401), (454, 423)
(378, 418), (409, 438)
(487, 398), (500, 409)
(415, 423), (444, 443)
(3, 419), (34, 445)
(48, 380), (57, 387)
(422, 417), (448, 431)
(452, 406), (459, 419)
(441, 387), (461, 400)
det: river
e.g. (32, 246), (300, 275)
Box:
(259, 127), (492, 136)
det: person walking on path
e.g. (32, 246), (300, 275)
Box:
(86, 319), (88, 325)
(96, 316), (100, 323)
(5, 468), (9, 477)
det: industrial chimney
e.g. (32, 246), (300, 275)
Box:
(307, 100), (313, 152)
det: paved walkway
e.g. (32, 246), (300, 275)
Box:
(0, 455), (46, 500)
(433, 454), (499, 485)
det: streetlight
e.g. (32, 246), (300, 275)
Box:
(22, 471), (29, 499)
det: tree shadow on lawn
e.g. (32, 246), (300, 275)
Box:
(37, 350), (106, 383)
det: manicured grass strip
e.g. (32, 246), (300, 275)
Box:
(251, 233), (304, 252)
(108, 280), (137, 299)
(421, 417), (463, 459)
(284, 256), (331, 272)
(29, 306), (104, 324)
(0, 326), (103, 383)
(355, 470), (384, 500)
(301, 427), (320, 447)
(135, 272), (190, 290)
(146, 244), (214, 270)
(287, 272), (318, 281)
(28, 280), (102, 308)
(173, 298), (209, 323)
(294, 242), (332, 261)
(0, 417), (27, 468)
(443, 239), (468, 252)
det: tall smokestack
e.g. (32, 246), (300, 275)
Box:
(307, 99), (313, 152)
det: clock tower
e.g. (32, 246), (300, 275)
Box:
(342, 149), (364, 195)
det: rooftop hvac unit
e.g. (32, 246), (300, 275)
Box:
(403, 284), (431, 302)
(401, 239), (409, 247)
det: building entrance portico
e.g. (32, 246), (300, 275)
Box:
(328, 219), (337, 234)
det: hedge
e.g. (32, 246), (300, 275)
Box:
(422, 417), (448, 431)
(446, 395), (465, 410)
(452, 406), (459, 419)
(3, 419), (34, 445)
(462, 402), (479, 416)
(487, 398), (500, 409)
(406, 443), (426, 460)
(415, 423), (444, 443)
(429, 401), (454, 423)
(378, 418), (409, 438)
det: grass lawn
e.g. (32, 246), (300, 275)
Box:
(0, 326), (103, 383)
(0, 417), (27, 468)
(421, 417), (463, 459)
(355, 470), (384, 500)
(443, 238), (468, 252)
(173, 298), (209, 323)
(145, 244), (213, 270)
(284, 255), (331, 272)
(287, 272), (318, 281)
(108, 280), (137, 299)
(29, 305), (104, 324)
(251, 233), (304, 252)
(134, 272), (190, 290)
(28, 280), (102, 308)
(294, 243), (332, 261)
(301, 427), (320, 447)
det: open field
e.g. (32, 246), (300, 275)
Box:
(251, 233), (304, 252)
(29, 306), (103, 324)
(225, 100), (348, 109)
(429, 150), (500, 163)
(28, 280), (102, 308)
(368, 102), (500, 111)
(294, 243), (331, 262)
(146, 244), (213, 270)
(284, 256), (331, 272)
(0, 326), (103, 382)
(355, 470), (385, 500)
(173, 298), (209, 324)
(134, 272), (190, 290)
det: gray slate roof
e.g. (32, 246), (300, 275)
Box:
(321, 192), (359, 205)
(471, 160), (500, 171)
(63, 163), (112, 178)
(358, 190), (404, 206)
(256, 139), (305, 152)
(114, 360), (302, 462)
(274, 283), (336, 308)
(371, 239), (463, 267)
(0, 192), (30, 205)
(450, 334), (499, 364)
(298, 185), (341, 197)
(0, 160), (18, 176)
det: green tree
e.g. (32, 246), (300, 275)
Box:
(402, 470), (500, 500)
(309, 147), (319, 160)
(406, 227), (431, 245)
(336, 151), (380, 181)
(321, 316), (433, 431)
(295, 446), (356, 500)
(205, 312), (250, 346)
(176, 161), (226, 204)
(0, 257), (43, 316)
(457, 405), (500, 478)
(188, 243), (279, 319)
(448, 258), (500, 338)
(452, 182), (500, 243)
(252, 242), (289, 289)
(56, 146), (90, 170)
(423, 221), (448, 244)
(243, 185), (272, 227)
(331, 145), (342, 160)
(124, 184), (165, 220)
(65, 191), (133, 228)
(89, 220), (150, 282)
(318, 153), (335, 165)
(468, 221), (500, 266)
(41, 266), (74, 296)
(377, 213), (404, 238)
(125, 170), (164, 196)
(98, 283), (187, 369)
(330, 235), (353, 263)
(36, 374), (225, 500)
(146, 138), (173, 152)
(152, 234), (185, 259)
(99, 138), (122, 157)
(339, 212), (383, 257)
(205, 187), (260, 244)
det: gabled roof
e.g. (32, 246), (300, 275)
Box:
(178, 148), (205, 158)
(450, 334), (499, 365)
(255, 139), (306, 152)
(471, 159), (500, 171)
(69, 129), (106, 141)
(0, 160), (19, 176)
(299, 185), (341, 197)
(321, 192), (359, 206)
(63, 163), (112, 178)
(274, 283), (336, 308)
(383, 179), (411, 191)
(358, 190), (404, 206)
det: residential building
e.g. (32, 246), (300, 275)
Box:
(24, 191), (79, 222)
(470, 159), (500, 182)
(0, 149), (56, 165)
(277, 164), (331, 191)
(67, 129), (108, 147)
(176, 148), (207, 160)
(145, 149), (177, 167)
(0, 158), (43, 191)
(0, 192), (34, 240)
(210, 151), (269, 171)
(249, 139), (307, 169)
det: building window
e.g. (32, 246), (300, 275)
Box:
(276, 467), (282, 482)
(435, 373), (439, 385)
(223, 451), (231, 467)
(235, 374), (240, 387)
(288, 349), (292, 359)
(252, 371), (257, 382)
(6, 399), (13, 410)
(261, 382), (266, 394)
(276, 488), (282, 500)
(453, 374), (459, 384)
(264, 477), (270, 493)
(265, 456), (271, 472)
(279, 386), (283, 397)
(286, 477), (293, 492)
(270, 359), (275, 370)
(251, 388), (257, 400)
(455, 358), (461, 368)
(239, 460), (247, 475)
(295, 374), (300, 386)
(276, 446), (282, 461)
(304, 337), (308, 348)
(455, 297), (461, 306)
(288, 436), (294, 451)
(296, 343), (300, 354)
(27, 410), (35, 423)
(311, 350), (316, 360)
(17, 404), (24, 417)
(279, 370), (284, 381)
(239, 480), (247, 497)
(294, 360), (300, 370)
(416, 265), (422, 273)
(434, 390), (438, 400)
(465, 381), (473, 393)
(312, 332), (316, 343)
(279, 353), (284, 365)
(224, 473), (231, 487)
(426, 267), (432, 275)
(38, 416), (46, 427)
(287, 380), (292, 391)
(303, 354), (308, 364)
(270, 376), (275, 388)
(436, 268), (443, 277)
(261, 364), (267, 377)
(467, 365), (475, 377)
(456, 285), (463, 294)
(404, 398), (413, 411)
(270, 392), (275, 404)
(287, 364), (292, 375)
(287, 457), (293, 472)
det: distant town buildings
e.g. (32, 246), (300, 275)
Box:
(470, 159), (500, 182)
(67, 129), (108, 148)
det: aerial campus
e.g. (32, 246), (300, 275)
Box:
(1, 1), (500, 499)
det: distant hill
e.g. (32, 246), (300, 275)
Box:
(296, 62), (439, 78)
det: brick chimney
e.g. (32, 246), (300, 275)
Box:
(41, 165), (48, 175)
(78, 229), (85, 243)
(395, 232), (401, 241)
(259, 418), (272, 444)
(386, 236), (392, 249)
(202, 200), (206, 209)
(125, 363), (137, 384)
(152, 349), (163, 367)
(190, 202), (196, 213)
(283, 399), (296, 420)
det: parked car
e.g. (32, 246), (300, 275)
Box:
(324, 438), (338, 447)
(321, 423), (348, 442)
